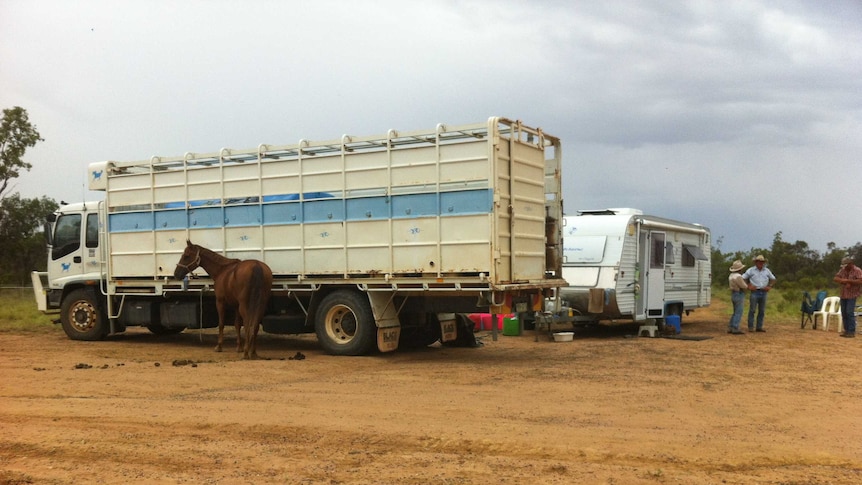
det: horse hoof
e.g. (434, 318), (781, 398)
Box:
(214, 347), (223, 353)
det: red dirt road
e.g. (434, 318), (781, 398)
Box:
(1, 301), (861, 484)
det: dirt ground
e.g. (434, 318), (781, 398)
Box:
(1, 299), (860, 485)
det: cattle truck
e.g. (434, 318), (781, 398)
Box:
(556, 208), (711, 327)
(32, 117), (566, 355)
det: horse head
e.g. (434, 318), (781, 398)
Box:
(173, 240), (201, 279)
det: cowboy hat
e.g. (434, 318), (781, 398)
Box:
(729, 260), (745, 272)
(753, 255), (767, 263)
(842, 256), (854, 265)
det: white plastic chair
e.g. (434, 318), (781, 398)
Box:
(812, 296), (842, 332)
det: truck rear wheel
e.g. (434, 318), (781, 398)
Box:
(146, 322), (185, 335)
(61, 288), (108, 341)
(315, 290), (377, 356)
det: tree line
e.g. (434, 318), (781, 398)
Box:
(711, 232), (862, 293)
(0, 107), (58, 285)
(2, 105), (860, 290)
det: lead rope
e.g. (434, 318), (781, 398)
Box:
(178, 249), (205, 343)
(198, 286), (204, 343)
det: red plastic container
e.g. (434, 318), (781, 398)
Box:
(467, 313), (483, 331)
(469, 313), (512, 331)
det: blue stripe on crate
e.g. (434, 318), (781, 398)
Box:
(440, 189), (492, 215)
(109, 212), (153, 232)
(346, 197), (390, 221)
(391, 193), (437, 218)
(109, 189), (493, 233)
(225, 205), (262, 227)
(155, 210), (186, 230)
(188, 207), (223, 228)
(303, 198), (344, 223)
(262, 202), (301, 225)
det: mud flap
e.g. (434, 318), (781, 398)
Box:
(368, 292), (400, 353)
(439, 313), (457, 342)
(377, 326), (400, 353)
(588, 288), (605, 313)
(442, 314), (481, 348)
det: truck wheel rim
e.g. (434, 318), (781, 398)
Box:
(324, 305), (358, 345)
(70, 301), (96, 332)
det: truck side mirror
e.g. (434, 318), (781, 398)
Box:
(43, 222), (54, 246)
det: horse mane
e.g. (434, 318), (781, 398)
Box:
(191, 243), (240, 264)
(186, 241), (241, 278)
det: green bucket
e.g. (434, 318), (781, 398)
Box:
(502, 316), (520, 336)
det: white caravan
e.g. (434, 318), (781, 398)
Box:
(558, 209), (711, 326)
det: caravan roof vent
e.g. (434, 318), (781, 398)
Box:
(608, 208), (643, 215)
(577, 208), (643, 216)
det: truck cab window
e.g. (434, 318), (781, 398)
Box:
(52, 214), (81, 260)
(86, 213), (99, 248)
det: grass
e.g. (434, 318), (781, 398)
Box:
(710, 285), (840, 323)
(0, 289), (61, 334)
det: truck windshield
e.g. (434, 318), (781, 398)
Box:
(52, 214), (81, 260)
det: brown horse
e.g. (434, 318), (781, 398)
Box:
(173, 240), (273, 360)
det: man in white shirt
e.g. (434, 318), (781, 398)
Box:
(742, 255), (777, 332)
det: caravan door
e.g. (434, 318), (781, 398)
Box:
(637, 231), (666, 319)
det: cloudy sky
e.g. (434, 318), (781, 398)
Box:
(2, 0), (860, 254)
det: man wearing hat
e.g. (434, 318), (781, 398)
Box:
(833, 256), (862, 338)
(727, 260), (747, 334)
(743, 255), (777, 332)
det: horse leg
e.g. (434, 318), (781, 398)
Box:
(240, 307), (258, 360)
(246, 319), (261, 360)
(214, 301), (226, 353)
(234, 313), (244, 354)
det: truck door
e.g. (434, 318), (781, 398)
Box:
(645, 231), (666, 317)
(48, 211), (100, 284)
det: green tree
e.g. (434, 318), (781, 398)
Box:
(767, 231), (820, 285)
(822, 242), (846, 280)
(847, 243), (862, 263)
(0, 106), (43, 199)
(0, 106), (50, 285)
(0, 194), (58, 285)
(711, 233), (862, 293)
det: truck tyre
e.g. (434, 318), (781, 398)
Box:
(146, 322), (185, 335)
(315, 290), (377, 356)
(61, 288), (108, 341)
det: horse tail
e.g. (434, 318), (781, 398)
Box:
(249, 264), (266, 318)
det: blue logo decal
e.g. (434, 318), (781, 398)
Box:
(61, 263), (71, 272)
(92, 170), (103, 181)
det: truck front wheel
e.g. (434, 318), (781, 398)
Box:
(315, 290), (377, 356)
(61, 288), (108, 341)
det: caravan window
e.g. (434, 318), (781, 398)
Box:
(665, 242), (675, 264)
(651, 233), (665, 268)
(683, 244), (708, 266)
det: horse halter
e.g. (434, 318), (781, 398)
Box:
(176, 248), (201, 274)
